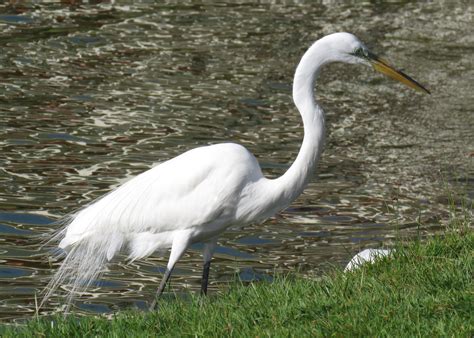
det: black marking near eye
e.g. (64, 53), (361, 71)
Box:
(351, 47), (368, 58)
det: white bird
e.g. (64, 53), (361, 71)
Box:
(43, 32), (429, 311)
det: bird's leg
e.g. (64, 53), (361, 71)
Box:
(200, 240), (217, 296)
(200, 261), (211, 295)
(149, 267), (173, 311)
(149, 233), (191, 311)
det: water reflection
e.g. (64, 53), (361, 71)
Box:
(0, 1), (472, 321)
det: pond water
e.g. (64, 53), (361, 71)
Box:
(0, 1), (472, 321)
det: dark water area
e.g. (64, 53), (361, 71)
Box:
(0, 1), (472, 320)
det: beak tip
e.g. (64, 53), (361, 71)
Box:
(419, 86), (431, 95)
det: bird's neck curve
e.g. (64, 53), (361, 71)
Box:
(271, 39), (331, 206)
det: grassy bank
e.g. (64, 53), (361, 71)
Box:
(2, 219), (473, 337)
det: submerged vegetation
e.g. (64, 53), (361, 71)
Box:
(2, 206), (472, 337)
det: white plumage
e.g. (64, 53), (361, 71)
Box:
(59, 143), (277, 258)
(43, 32), (428, 310)
(344, 249), (393, 272)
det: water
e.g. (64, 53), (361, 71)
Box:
(0, 1), (472, 320)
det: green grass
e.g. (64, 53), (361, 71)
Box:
(2, 214), (473, 337)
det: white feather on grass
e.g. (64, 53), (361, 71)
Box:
(344, 249), (393, 272)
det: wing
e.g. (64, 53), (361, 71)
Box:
(59, 143), (263, 253)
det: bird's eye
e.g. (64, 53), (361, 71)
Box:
(352, 47), (367, 58)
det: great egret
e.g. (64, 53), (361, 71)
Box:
(43, 32), (429, 311)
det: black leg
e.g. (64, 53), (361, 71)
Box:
(200, 260), (211, 295)
(149, 267), (173, 311)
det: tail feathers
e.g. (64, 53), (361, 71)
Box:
(42, 227), (173, 310)
(41, 231), (124, 311)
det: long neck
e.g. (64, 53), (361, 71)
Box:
(271, 40), (329, 204)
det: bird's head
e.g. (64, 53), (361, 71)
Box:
(322, 32), (430, 94)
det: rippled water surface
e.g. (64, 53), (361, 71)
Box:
(0, 1), (472, 320)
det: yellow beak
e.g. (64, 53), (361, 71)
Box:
(369, 53), (430, 94)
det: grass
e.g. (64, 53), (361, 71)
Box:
(2, 210), (473, 337)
